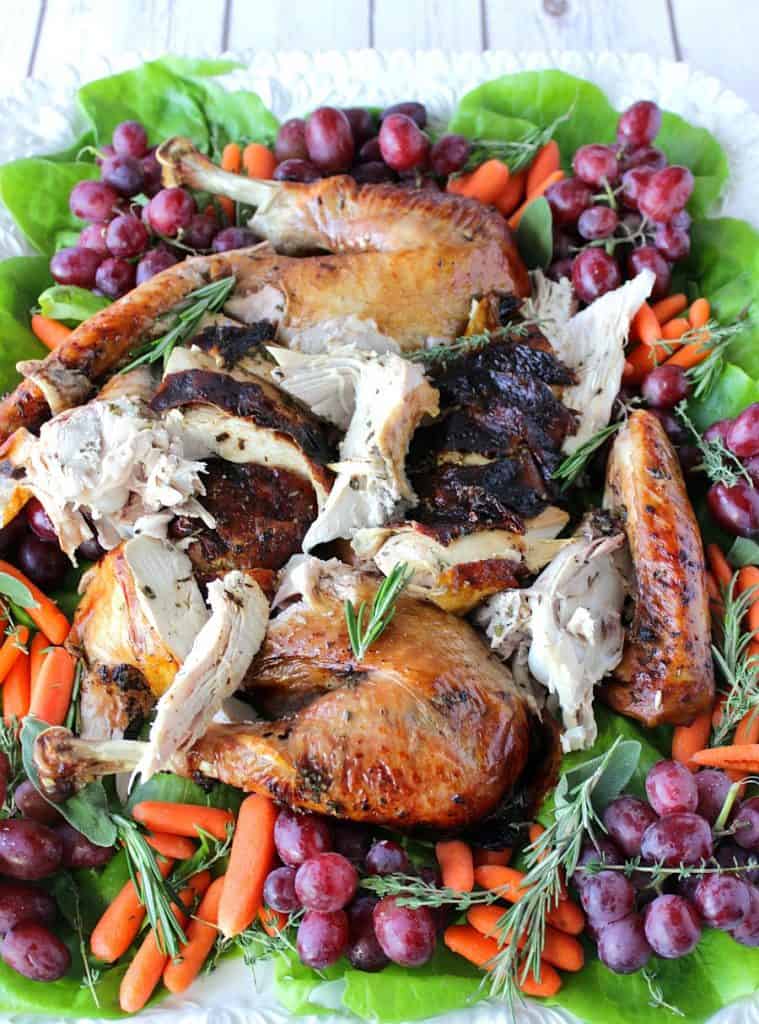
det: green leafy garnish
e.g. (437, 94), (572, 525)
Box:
(458, 106), (573, 175)
(408, 318), (540, 369)
(344, 563), (413, 662)
(676, 400), (754, 487)
(552, 421), (623, 491)
(683, 318), (749, 400)
(0, 572), (38, 611)
(0, 717), (23, 817)
(711, 573), (759, 745)
(52, 874), (104, 1007)
(37, 284), (110, 324)
(516, 196), (553, 269)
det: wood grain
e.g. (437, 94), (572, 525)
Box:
(229, 0), (371, 50)
(0, 0), (42, 82)
(373, 0), (483, 49)
(671, 0), (758, 107)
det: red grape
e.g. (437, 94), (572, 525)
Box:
(105, 214), (149, 258)
(597, 913), (651, 973)
(620, 166), (656, 210)
(25, 499), (57, 543)
(2, 921), (70, 981)
(732, 886), (759, 946)
(619, 146), (667, 173)
(75, 536), (105, 562)
(547, 258), (574, 282)
(95, 257), (135, 299)
(641, 365), (691, 409)
(654, 222), (691, 261)
(545, 177), (593, 225)
(273, 159), (322, 183)
(0, 820), (62, 880)
(50, 246), (102, 288)
(707, 481), (759, 538)
(113, 120), (148, 159)
(274, 809), (331, 867)
(135, 246), (178, 284)
(297, 909), (348, 968)
(380, 102), (427, 128)
(726, 403), (759, 459)
(694, 875), (750, 929)
(603, 796), (657, 857)
(342, 108), (376, 146)
(695, 769), (732, 825)
(671, 208), (692, 231)
(373, 896), (436, 967)
(734, 798), (759, 850)
(305, 107), (355, 172)
(13, 781), (61, 825)
(182, 213), (218, 251)
(101, 154), (144, 197)
(351, 162), (396, 184)
(142, 149), (162, 196)
(379, 114), (430, 172)
(275, 119), (309, 163)
(295, 852), (358, 912)
(69, 179), (120, 222)
(56, 823), (114, 869)
(263, 866), (300, 913)
(573, 144), (620, 186)
(147, 187), (196, 235)
(0, 881), (56, 935)
(430, 134), (472, 177)
(627, 245), (671, 299)
(572, 248), (621, 303)
(365, 839), (410, 876)
(643, 894), (701, 957)
(333, 821), (371, 865)
(747, 455), (759, 487)
(580, 870), (635, 928)
(650, 408), (690, 446)
(617, 101), (662, 148)
(645, 760), (699, 815)
(639, 166), (695, 222)
(358, 137), (382, 163)
(640, 812), (713, 866)
(96, 144), (115, 167)
(78, 223), (109, 255)
(577, 206), (618, 240)
(572, 837), (622, 892)
(211, 227), (259, 252)
(17, 535), (67, 589)
(348, 931), (390, 972)
(715, 844), (759, 885)
(704, 418), (732, 444)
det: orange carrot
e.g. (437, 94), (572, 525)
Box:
(221, 143), (242, 174)
(132, 802), (234, 842)
(259, 905), (288, 936)
(706, 571), (724, 616)
(0, 561), (69, 644)
(529, 823), (567, 899)
(218, 197), (235, 224)
(734, 709), (759, 746)
(526, 140), (561, 196)
(435, 840), (474, 894)
(622, 341), (673, 385)
(163, 876), (225, 994)
(630, 302), (661, 346)
(443, 925), (562, 995)
(494, 170), (526, 216)
(712, 691), (728, 729)
(218, 793), (276, 937)
(119, 871), (210, 1013)
(30, 315), (72, 351)
(651, 294), (688, 324)
(738, 566), (759, 632)
(3, 651), (30, 722)
(691, 744), (759, 772)
(91, 857), (174, 962)
(707, 544), (733, 589)
(662, 330), (712, 370)
(473, 847), (512, 867)
(28, 646), (76, 726)
(29, 630), (49, 705)
(447, 159), (511, 205)
(660, 317), (691, 341)
(672, 707), (713, 771)
(466, 905), (584, 972)
(242, 143), (277, 179)
(473, 865), (584, 933)
(688, 297), (711, 329)
(146, 832), (197, 860)
(507, 170), (564, 230)
(545, 897), (585, 935)
(0, 626), (28, 685)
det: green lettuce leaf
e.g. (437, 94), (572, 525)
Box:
(689, 362), (759, 430)
(0, 159), (98, 254)
(126, 771), (244, 814)
(0, 256), (53, 391)
(37, 284), (110, 323)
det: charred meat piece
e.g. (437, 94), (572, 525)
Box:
(191, 320), (276, 369)
(78, 664), (155, 741)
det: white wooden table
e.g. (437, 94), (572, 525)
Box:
(3, 0), (756, 111)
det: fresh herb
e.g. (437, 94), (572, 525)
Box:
(683, 317), (749, 400)
(363, 872), (500, 909)
(0, 572), (39, 611)
(64, 658), (83, 733)
(582, 852), (759, 889)
(642, 967), (685, 1018)
(173, 825), (232, 886)
(711, 573), (759, 746)
(459, 107), (573, 175)
(344, 562), (413, 662)
(675, 401), (753, 488)
(121, 275), (236, 373)
(0, 716), (23, 816)
(54, 873), (103, 1007)
(516, 197), (553, 269)
(408, 318), (541, 369)
(552, 422), (623, 490)
(239, 911), (303, 966)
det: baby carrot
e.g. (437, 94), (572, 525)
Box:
(662, 330), (712, 370)
(0, 626), (28, 685)
(688, 297), (711, 329)
(494, 170), (526, 216)
(529, 823), (567, 899)
(738, 566), (759, 632)
(466, 905), (584, 972)
(651, 294), (688, 324)
(706, 571), (724, 617)
(131, 802), (234, 841)
(3, 651), (30, 722)
(28, 646), (76, 726)
(443, 925), (562, 995)
(436, 840), (474, 894)
(622, 342), (660, 385)
(507, 170), (564, 230)
(163, 875), (225, 994)
(259, 905), (288, 936)
(734, 709), (759, 746)
(661, 317), (691, 341)
(0, 561), (69, 644)
(146, 832), (197, 860)
(473, 865), (584, 933)
(706, 544), (733, 589)
(691, 744), (759, 772)
(218, 793), (277, 938)
(672, 707), (713, 771)
(526, 140), (560, 196)
(519, 961), (563, 998)
(30, 315), (72, 351)
(91, 857), (174, 962)
(712, 691), (728, 729)
(630, 302), (661, 346)
(473, 847), (512, 867)
(221, 143), (242, 174)
(447, 159), (511, 205)
(242, 143), (277, 179)
(29, 630), (49, 705)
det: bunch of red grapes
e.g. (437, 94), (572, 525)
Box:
(0, 759), (115, 981)
(546, 100), (694, 305)
(51, 119), (258, 298)
(0, 497), (98, 592)
(573, 760), (759, 974)
(266, 807), (444, 972)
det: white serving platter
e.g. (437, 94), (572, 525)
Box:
(1, 48), (758, 1024)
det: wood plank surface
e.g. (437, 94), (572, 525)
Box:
(229, 0), (371, 50)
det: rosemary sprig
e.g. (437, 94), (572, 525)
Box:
(458, 106), (574, 175)
(344, 562), (413, 662)
(362, 872), (501, 910)
(408, 318), (541, 369)
(683, 317), (748, 400)
(121, 275), (236, 373)
(711, 573), (759, 745)
(675, 401), (753, 488)
(552, 421), (623, 491)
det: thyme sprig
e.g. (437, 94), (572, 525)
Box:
(711, 573), (759, 746)
(408, 318), (542, 369)
(458, 106), (574, 176)
(675, 401), (753, 488)
(552, 422), (623, 491)
(362, 873), (501, 910)
(581, 853), (759, 890)
(642, 967), (685, 1017)
(683, 317), (749, 400)
(0, 716), (23, 817)
(344, 562), (413, 662)
(121, 275), (236, 373)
